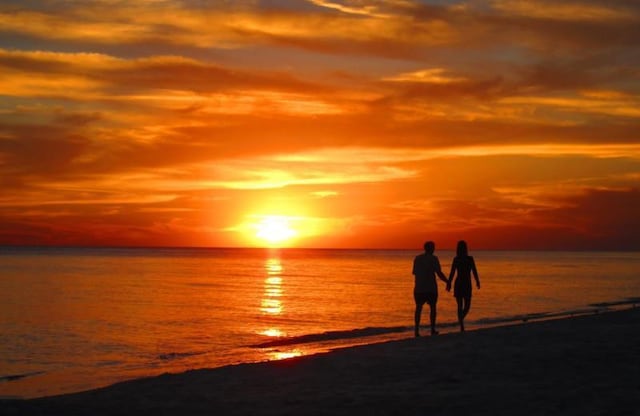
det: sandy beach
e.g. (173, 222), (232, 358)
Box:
(2, 308), (639, 415)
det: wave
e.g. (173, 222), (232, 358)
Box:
(466, 298), (638, 327)
(156, 351), (208, 361)
(589, 297), (640, 308)
(474, 309), (595, 326)
(250, 299), (639, 349)
(249, 326), (412, 348)
(0, 371), (46, 383)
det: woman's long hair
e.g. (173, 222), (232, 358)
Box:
(456, 240), (468, 257)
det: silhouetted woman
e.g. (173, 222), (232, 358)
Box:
(447, 240), (480, 332)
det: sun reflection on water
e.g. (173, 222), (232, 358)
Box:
(259, 257), (286, 343)
(260, 258), (284, 315)
(259, 328), (284, 337)
(265, 258), (283, 275)
(270, 350), (302, 360)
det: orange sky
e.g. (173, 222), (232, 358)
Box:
(1, 0), (639, 250)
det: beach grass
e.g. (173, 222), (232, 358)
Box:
(2, 307), (639, 415)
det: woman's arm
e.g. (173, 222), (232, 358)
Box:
(449, 258), (457, 281)
(447, 257), (457, 289)
(471, 257), (480, 289)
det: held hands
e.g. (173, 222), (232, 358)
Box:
(446, 281), (452, 292)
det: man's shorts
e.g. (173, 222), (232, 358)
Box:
(414, 291), (437, 306)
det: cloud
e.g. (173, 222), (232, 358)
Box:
(492, 0), (636, 22)
(0, 122), (91, 177)
(382, 187), (640, 250)
(1, 0), (639, 248)
(383, 68), (468, 84)
(2, 0), (639, 60)
(523, 187), (640, 249)
(311, 190), (339, 198)
(0, 49), (324, 95)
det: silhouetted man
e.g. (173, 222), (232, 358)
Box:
(412, 241), (448, 336)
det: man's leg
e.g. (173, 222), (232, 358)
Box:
(414, 303), (423, 337)
(429, 301), (438, 335)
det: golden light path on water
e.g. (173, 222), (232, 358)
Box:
(260, 258), (283, 315)
(259, 257), (303, 360)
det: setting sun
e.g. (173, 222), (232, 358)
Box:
(255, 216), (298, 245)
(1, 1), (639, 252)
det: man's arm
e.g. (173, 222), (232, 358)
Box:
(435, 258), (448, 283)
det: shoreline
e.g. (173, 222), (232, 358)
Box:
(4, 302), (635, 400)
(0, 297), (640, 400)
(2, 307), (639, 415)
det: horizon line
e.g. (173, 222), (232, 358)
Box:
(1, 244), (639, 253)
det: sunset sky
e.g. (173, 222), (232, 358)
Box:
(1, 0), (639, 249)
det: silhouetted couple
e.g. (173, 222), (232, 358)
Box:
(412, 240), (480, 336)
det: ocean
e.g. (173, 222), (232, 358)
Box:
(1, 247), (639, 398)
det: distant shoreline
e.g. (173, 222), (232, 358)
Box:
(3, 306), (639, 415)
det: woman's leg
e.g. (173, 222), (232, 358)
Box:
(456, 297), (464, 332)
(462, 296), (472, 320)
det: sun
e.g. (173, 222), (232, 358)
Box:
(255, 216), (298, 245)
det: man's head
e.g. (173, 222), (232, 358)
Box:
(423, 241), (435, 254)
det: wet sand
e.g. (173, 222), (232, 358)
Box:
(2, 308), (639, 415)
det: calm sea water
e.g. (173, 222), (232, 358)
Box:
(1, 247), (639, 398)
